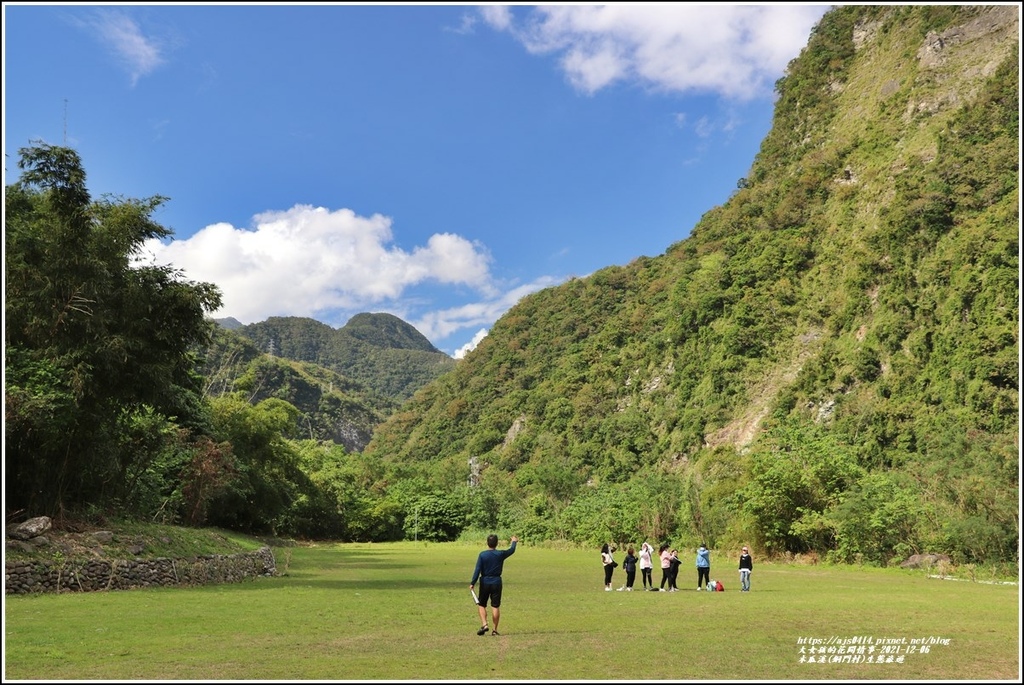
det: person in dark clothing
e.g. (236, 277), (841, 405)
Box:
(738, 546), (753, 591)
(668, 549), (682, 591)
(618, 546), (638, 591)
(470, 534), (519, 636)
(601, 543), (616, 591)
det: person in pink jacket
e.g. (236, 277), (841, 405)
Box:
(659, 544), (672, 591)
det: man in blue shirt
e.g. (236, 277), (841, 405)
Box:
(470, 534), (519, 636)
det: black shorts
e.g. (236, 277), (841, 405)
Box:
(478, 581), (503, 608)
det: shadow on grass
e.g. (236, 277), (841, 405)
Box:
(269, 545), (419, 570)
(225, 576), (470, 592)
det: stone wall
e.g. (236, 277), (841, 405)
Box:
(5, 546), (277, 595)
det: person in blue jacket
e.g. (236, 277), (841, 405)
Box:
(696, 543), (711, 591)
(618, 546), (638, 591)
(470, 534), (518, 636)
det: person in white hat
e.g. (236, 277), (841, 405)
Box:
(738, 546), (753, 592)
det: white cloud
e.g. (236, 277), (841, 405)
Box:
(482, 4), (829, 99)
(410, 276), (561, 345)
(479, 5), (514, 32)
(453, 329), (490, 360)
(77, 10), (166, 86)
(415, 274), (563, 357)
(448, 12), (480, 35)
(139, 204), (497, 326)
(694, 115), (714, 139)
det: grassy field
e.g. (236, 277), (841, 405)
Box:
(3, 541), (1019, 681)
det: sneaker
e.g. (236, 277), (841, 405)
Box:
(477, 626), (489, 636)
(605, 587), (612, 591)
(626, 587), (633, 591)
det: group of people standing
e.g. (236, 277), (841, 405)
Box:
(469, 534), (755, 638)
(601, 541), (754, 592)
(600, 541), (662, 591)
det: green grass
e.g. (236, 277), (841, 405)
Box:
(4, 541), (1019, 680)
(4, 520), (266, 564)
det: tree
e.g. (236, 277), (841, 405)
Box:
(204, 395), (304, 534)
(4, 143), (222, 518)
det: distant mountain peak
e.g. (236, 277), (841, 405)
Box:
(213, 316), (244, 330)
(342, 312), (442, 354)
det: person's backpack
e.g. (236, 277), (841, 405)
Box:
(715, 580), (724, 592)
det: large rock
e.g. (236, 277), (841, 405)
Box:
(900, 553), (951, 569)
(6, 516), (52, 541)
(91, 531), (114, 544)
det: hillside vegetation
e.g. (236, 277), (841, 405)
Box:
(362, 5), (1020, 565)
(5, 143), (440, 539)
(5, 6), (1017, 565)
(234, 313), (455, 401)
(197, 312), (455, 452)
(200, 326), (397, 452)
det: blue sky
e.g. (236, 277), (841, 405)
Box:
(3, 3), (831, 357)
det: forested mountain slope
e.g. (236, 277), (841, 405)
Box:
(200, 326), (396, 451)
(232, 313), (455, 401)
(201, 312), (452, 451)
(363, 5), (1019, 564)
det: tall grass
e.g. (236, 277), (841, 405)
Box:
(4, 541), (1019, 680)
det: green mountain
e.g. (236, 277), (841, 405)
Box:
(214, 316), (245, 330)
(202, 312), (454, 451)
(362, 6), (1019, 564)
(229, 312), (456, 402)
(201, 326), (396, 451)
